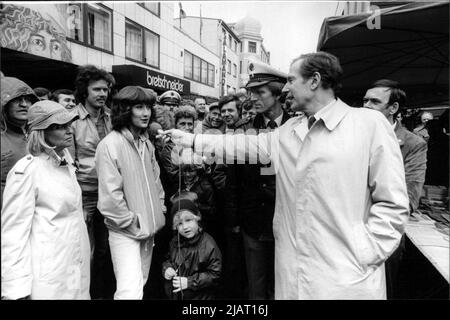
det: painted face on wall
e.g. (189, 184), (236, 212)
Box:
(28, 30), (62, 60)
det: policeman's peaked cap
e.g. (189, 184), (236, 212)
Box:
(246, 60), (288, 89)
(158, 90), (181, 105)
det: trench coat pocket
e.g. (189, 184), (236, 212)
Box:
(353, 223), (381, 270)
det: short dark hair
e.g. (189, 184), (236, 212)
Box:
(218, 94), (241, 113)
(241, 98), (255, 111)
(174, 106), (196, 126)
(33, 87), (50, 98)
(51, 89), (74, 102)
(74, 65), (115, 104)
(292, 51), (343, 94)
(111, 86), (156, 131)
(370, 79), (406, 112)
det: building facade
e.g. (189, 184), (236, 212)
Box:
(0, 2), (221, 101)
(230, 15), (271, 88)
(177, 16), (241, 96)
(177, 13), (272, 93)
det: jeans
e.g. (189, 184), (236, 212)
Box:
(83, 192), (115, 299)
(242, 230), (274, 300)
(108, 231), (154, 300)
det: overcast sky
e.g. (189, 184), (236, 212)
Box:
(175, 1), (339, 72)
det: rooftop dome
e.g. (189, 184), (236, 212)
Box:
(234, 15), (262, 37)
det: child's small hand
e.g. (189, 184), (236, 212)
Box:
(172, 276), (188, 292)
(164, 267), (177, 280)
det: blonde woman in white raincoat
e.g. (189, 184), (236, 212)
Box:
(1, 100), (90, 300)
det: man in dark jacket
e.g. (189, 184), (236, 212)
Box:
(225, 61), (290, 300)
(1, 76), (38, 203)
(363, 79), (427, 299)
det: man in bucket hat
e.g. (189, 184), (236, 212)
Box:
(1, 75), (38, 201)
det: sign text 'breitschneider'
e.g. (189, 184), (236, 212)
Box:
(146, 71), (185, 92)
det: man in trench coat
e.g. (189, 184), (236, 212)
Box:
(160, 52), (409, 299)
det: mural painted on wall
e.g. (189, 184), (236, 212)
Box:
(0, 3), (72, 62)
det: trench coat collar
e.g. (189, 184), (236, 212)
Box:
(317, 98), (350, 132)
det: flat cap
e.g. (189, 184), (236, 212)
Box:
(246, 60), (287, 88)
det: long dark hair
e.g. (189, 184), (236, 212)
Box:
(111, 86), (157, 131)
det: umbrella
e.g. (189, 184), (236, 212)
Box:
(317, 2), (449, 108)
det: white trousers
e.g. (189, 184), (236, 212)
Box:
(108, 230), (154, 300)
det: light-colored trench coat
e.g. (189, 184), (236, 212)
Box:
(193, 99), (409, 299)
(1, 149), (90, 300)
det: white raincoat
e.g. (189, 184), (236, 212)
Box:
(193, 99), (409, 299)
(1, 149), (90, 300)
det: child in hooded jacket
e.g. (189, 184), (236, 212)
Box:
(162, 199), (222, 300)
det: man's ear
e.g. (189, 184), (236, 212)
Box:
(389, 102), (399, 115)
(310, 72), (321, 90)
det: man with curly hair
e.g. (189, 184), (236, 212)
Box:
(0, 4), (72, 62)
(70, 64), (116, 299)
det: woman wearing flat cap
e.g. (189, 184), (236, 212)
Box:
(1, 100), (90, 300)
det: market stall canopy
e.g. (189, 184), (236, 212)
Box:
(317, 2), (449, 108)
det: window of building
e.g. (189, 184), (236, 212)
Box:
(227, 85), (231, 92)
(67, 3), (83, 42)
(227, 60), (231, 74)
(201, 60), (208, 84)
(86, 3), (112, 52)
(184, 50), (215, 87)
(239, 61), (242, 74)
(125, 20), (160, 68)
(126, 22), (142, 61)
(233, 63), (237, 77)
(144, 29), (159, 67)
(138, 2), (160, 16)
(234, 40), (237, 52)
(228, 35), (232, 48)
(240, 42), (243, 53)
(67, 3), (113, 53)
(248, 41), (256, 53)
(207, 63), (215, 87)
(193, 55), (201, 82)
(184, 51), (193, 79)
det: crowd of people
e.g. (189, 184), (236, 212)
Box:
(1, 51), (448, 300)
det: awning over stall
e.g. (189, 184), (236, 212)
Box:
(1, 47), (79, 91)
(317, 2), (449, 108)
